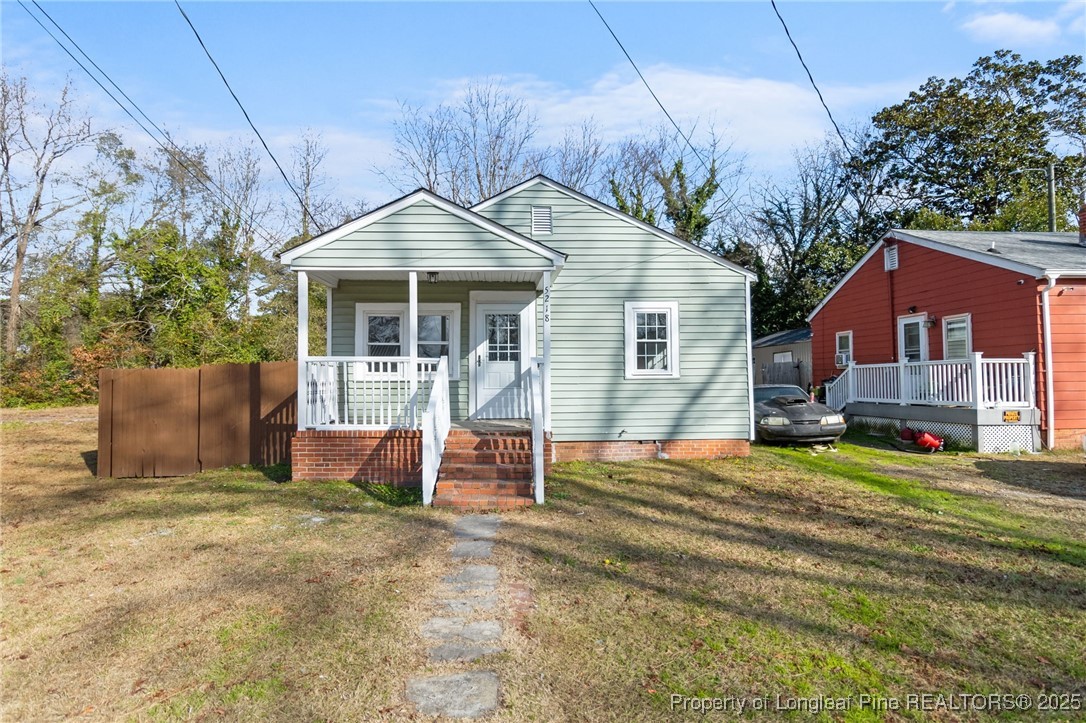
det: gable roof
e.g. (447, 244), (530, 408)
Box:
(280, 187), (566, 266)
(753, 328), (812, 348)
(887, 229), (1085, 276)
(806, 228), (1086, 323)
(472, 175), (757, 280)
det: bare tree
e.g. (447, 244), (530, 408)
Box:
(1, 74), (96, 357)
(381, 80), (546, 206)
(550, 119), (605, 194)
(212, 141), (271, 318)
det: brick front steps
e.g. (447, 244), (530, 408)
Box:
(433, 429), (537, 510)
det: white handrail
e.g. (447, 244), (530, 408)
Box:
(421, 356), (450, 506)
(825, 367), (850, 411)
(530, 357), (545, 505)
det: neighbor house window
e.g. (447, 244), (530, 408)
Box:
(624, 301), (680, 379)
(355, 303), (461, 378)
(835, 331), (852, 367)
(773, 351), (793, 363)
(943, 314), (972, 360)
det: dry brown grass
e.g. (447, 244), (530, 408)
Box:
(486, 438), (1086, 721)
(3, 411), (1085, 721)
(1, 406), (461, 721)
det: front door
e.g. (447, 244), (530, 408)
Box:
(473, 302), (531, 419)
(898, 314), (929, 362)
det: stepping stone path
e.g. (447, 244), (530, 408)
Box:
(406, 515), (505, 718)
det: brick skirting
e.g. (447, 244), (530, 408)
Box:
(292, 430), (748, 484)
(292, 429), (421, 485)
(553, 438), (750, 462)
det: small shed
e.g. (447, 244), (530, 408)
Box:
(752, 328), (812, 388)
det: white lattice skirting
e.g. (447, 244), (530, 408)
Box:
(849, 415), (1037, 453)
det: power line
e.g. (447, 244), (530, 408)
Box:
(174, 1), (323, 234)
(770, 0), (852, 156)
(21, 0), (281, 247)
(587, 0), (746, 226)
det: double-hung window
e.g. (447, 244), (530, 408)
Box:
(355, 303), (461, 379)
(943, 314), (972, 360)
(624, 301), (680, 379)
(835, 331), (853, 367)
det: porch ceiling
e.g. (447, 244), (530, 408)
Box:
(306, 269), (549, 287)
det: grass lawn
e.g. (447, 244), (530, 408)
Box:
(3, 408), (1084, 720)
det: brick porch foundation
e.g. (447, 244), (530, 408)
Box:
(292, 430), (749, 485)
(553, 438), (750, 462)
(292, 429), (421, 485)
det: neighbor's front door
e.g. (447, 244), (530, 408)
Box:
(473, 302), (530, 419)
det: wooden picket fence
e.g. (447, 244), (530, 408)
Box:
(97, 362), (297, 478)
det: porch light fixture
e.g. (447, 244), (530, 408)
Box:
(924, 315), (938, 329)
(907, 306), (917, 314)
(426, 271), (439, 284)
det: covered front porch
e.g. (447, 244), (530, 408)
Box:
(279, 189), (565, 506)
(825, 353), (1040, 451)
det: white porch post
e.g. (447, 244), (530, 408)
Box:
(971, 352), (985, 410)
(408, 271), (418, 428)
(542, 270), (552, 432)
(898, 358), (908, 405)
(297, 270), (309, 431)
(1023, 351), (1037, 408)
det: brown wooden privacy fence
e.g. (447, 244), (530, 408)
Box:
(98, 362), (297, 477)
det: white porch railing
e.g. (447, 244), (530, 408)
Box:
(421, 357), (451, 506)
(825, 353), (1035, 411)
(529, 357), (545, 505)
(303, 357), (440, 429)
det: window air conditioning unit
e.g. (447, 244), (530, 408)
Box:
(835, 353), (851, 367)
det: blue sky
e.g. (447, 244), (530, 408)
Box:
(5, 1), (1085, 206)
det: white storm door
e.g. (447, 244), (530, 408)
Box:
(473, 303), (529, 419)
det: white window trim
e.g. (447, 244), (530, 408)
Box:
(624, 301), (680, 379)
(354, 302), (462, 380)
(835, 331), (853, 368)
(942, 313), (972, 360)
(897, 313), (929, 362)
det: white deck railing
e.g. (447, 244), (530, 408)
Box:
(303, 357), (440, 429)
(421, 357), (451, 506)
(825, 353), (1035, 411)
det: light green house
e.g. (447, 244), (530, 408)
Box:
(281, 176), (755, 507)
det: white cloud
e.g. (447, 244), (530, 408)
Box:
(961, 10), (1063, 45)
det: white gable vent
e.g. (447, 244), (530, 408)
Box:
(531, 206), (553, 235)
(883, 244), (899, 271)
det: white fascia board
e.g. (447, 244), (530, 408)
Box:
(281, 188), (566, 267)
(473, 175), (757, 280)
(805, 239), (883, 323)
(889, 230), (1045, 277)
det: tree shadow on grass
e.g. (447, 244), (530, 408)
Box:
(973, 458), (1086, 500)
(350, 481), (423, 507)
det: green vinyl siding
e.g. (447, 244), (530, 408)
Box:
(478, 184), (751, 442)
(329, 280), (537, 421)
(292, 199), (548, 269)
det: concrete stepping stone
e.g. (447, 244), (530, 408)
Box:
(452, 540), (494, 558)
(437, 594), (498, 614)
(443, 565), (499, 585)
(407, 671), (499, 718)
(454, 515), (502, 539)
(428, 642), (503, 663)
(444, 580), (498, 594)
(421, 617), (502, 643)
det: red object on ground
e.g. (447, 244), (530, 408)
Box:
(915, 431), (944, 452)
(900, 427), (915, 442)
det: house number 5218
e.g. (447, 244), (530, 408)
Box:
(543, 285), (551, 323)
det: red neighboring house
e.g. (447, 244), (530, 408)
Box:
(808, 213), (1086, 451)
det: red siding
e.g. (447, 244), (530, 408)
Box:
(1049, 278), (1086, 447)
(812, 238), (1039, 381)
(809, 238), (1086, 447)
